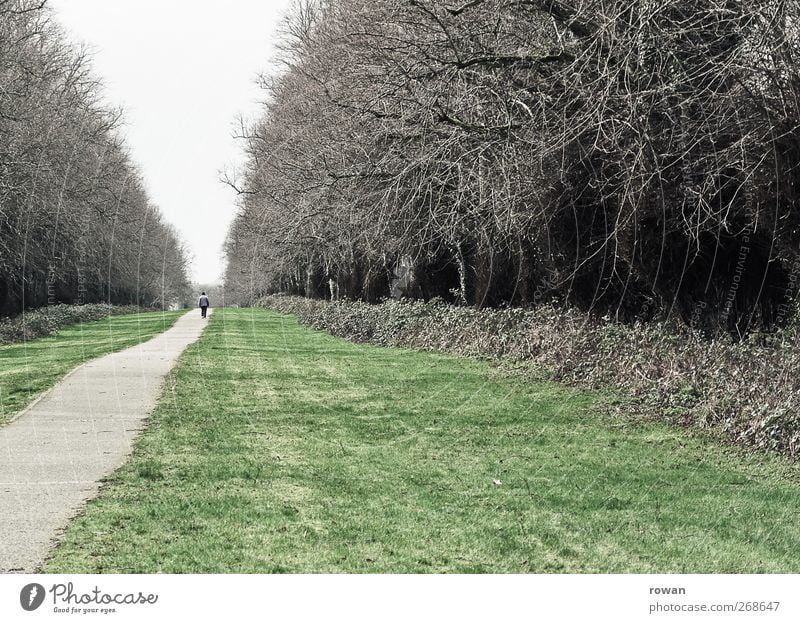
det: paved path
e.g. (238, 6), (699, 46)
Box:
(0, 309), (211, 572)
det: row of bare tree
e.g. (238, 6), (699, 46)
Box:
(224, 0), (800, 335)
(0, 0), (189, 316)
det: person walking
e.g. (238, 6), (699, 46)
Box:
(198, 292), (210, 318)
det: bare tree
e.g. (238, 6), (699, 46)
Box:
(225, 0), (800, 334)
(0, 0), (190, 314)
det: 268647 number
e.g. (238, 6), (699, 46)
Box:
(736, 602), (780, 612)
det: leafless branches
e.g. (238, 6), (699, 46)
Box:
(225, 0), (800, 333)
(0, 1), (190, 313)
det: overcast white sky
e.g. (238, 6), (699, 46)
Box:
(49, 0), (292, 284)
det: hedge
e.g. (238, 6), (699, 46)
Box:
(0, 303), (141, 345)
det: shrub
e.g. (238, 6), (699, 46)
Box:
(0, 304), (141, 345)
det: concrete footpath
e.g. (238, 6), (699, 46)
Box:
(0, 309), (211, 572)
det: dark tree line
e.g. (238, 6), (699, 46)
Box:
(224, 0), (800, 335)
(0, 0), (189, 316)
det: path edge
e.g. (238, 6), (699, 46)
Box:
(34, 309), (210, 572)
(4, 311), (192, 427)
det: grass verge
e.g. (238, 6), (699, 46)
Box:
(0, 310), (185, 426)
(257, 295), (800, 458)
(45, 308), (800, 572)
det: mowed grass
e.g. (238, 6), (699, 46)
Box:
(0, 310), (185, 426)
(45, 308), (800, 572)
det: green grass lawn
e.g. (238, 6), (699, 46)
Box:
(45, 308), (800, 573)
(0, 310), (185, 426)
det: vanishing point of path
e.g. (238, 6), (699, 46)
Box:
(0, 309), (211, 572)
